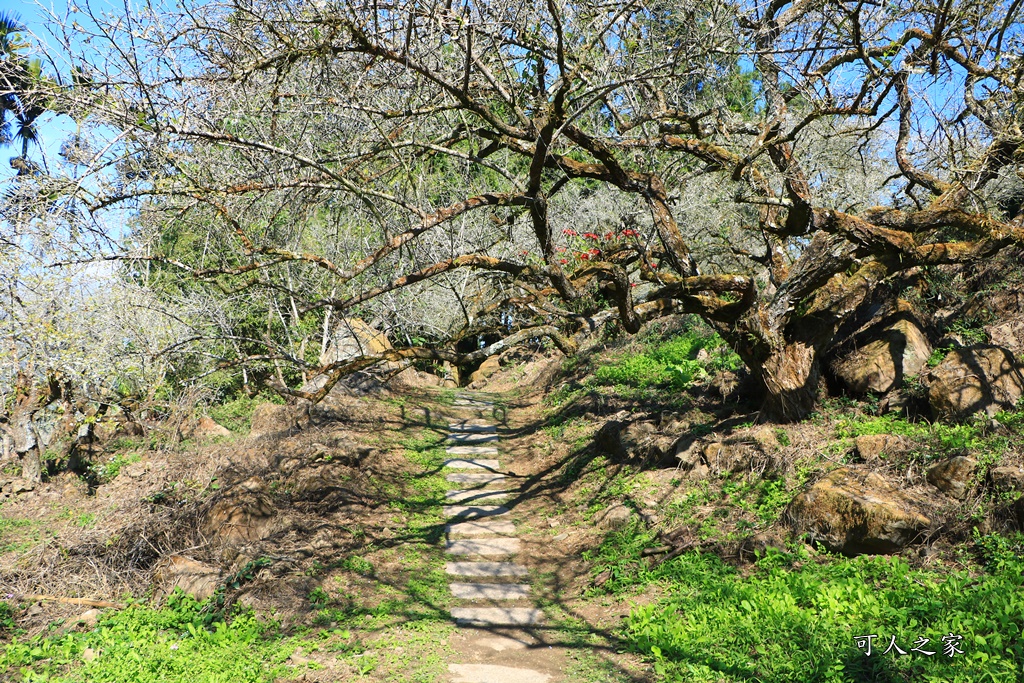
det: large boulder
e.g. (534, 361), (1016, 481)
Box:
(319, 318), (392, 366)
(388, 367), (442, 390)
(469, 356), (501, 384)
(925, 456), (978, 499)
(928, 346), (1024, 419)
(787, 467), (930, 555)
(832, 319), (932, 394)
(961, 288), (1024, 355)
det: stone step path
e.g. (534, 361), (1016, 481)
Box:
(447, 445), (500, 456)
(446, 472), (506, 485)
(445, 489), (511, 503)
(448, 436), (499, 446)
(441, 395), (551, 682)
(444, 458), (501, 470)
(447, 519), (517, 537)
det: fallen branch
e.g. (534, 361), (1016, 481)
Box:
(14, 594), (124, 609)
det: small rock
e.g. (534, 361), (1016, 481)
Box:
(703, 442), (752, 473)
(674, 440), (703, 471)
(82, 647), (98, 662)
(989, 466), (1024, 492)
(153, 555), (221, 601)
(123, 462), (148, 479)
(10, 479), (34, 494)
(75, 609), (101, 628)
(552, 532), (569, 541)
(752, 426), (780, 451)
(926, 456), (978, 499)
(595, 504), (633, 530)
(196, 416), (232, 438)
(639, 508), (661, 525)
(689, 463), (710, 480)
(854, 434), (909, 462)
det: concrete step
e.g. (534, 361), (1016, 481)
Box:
(445, 561), (528, 578)
(447, 519), (516, 538)
(449, 663), (551, 683)
(446, 433), (499, 444)
(446, 446), (500, 456)
(444, 505), (509, 520)
(445, 489), (510, 503)
(446, 472), (506, 485)
(450, 582), (531, 600)
(446, 537), (520, 556)
(443, 458), (500, 470)
(450, 607), (543, 627)
(448, 422), (497, 433)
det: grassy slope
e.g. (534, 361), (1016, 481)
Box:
(534, 320), (1024, 683)
(2, 318), (1023, 683)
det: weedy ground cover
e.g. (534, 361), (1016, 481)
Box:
(0, 593), (296, 683)
(588, 524), (1024, 683)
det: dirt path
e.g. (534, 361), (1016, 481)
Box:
(439, 392), (568, 683)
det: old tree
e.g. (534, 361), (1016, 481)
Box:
(32, 0), (1024, 421)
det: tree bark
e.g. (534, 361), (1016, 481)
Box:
(11, 408), (43, 483)
(755, 340), (821, 423)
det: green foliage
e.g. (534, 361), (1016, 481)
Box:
(594, 329), (741, 390)
(622, 546), (1024, 682)
(834, 413), (1015, 463)
(89, 452), (141, 483)
(0, 592), (297, 683)
(0, 601), (16, 636)
(208, 393), (283, 433)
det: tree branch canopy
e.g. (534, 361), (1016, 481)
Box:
(17, 0), (1024, 418)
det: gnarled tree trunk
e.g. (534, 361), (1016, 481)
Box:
(756, 340), (822, 423)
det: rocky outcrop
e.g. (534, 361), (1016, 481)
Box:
(389, 366), (442, 389)
(319, 318), (392, 366)
(469, 356), (502, 384)
(832, 318), (932, 394)
(787, 467), (930, 555)
(925, 456), (978, 499)
(928, 346), (1024, 419)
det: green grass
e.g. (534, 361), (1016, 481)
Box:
(208, 392), (284, 433)
(594, 329), (742, 391)
(1, 593), (299, 683)
(622, 544), (1024, 682)
(834, 412), (1017, 465)
(89, 452), (142, 483)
